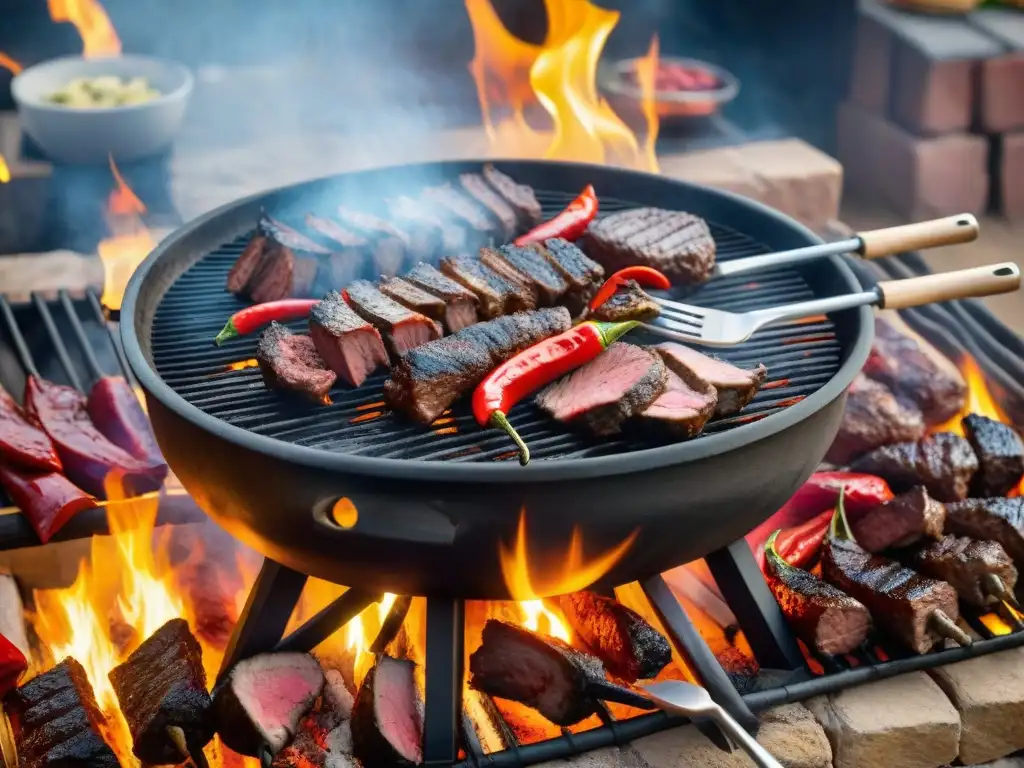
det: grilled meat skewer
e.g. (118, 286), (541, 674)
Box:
(900, 535), (1019, 610)
(848, 486), (945, 553)
(849, 432), (979, 502)
(945, 497), (1024, 568)
(962, 413), (1024, 497)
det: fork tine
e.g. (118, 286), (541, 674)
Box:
(653, 295), (708, 319)
(647, 316), (704, 340)
(654, 307), (705, 329)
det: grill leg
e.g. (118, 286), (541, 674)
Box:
(423, 597), (465, 765)
(705, 541), (804, 670)
(217, 558), (308, 683)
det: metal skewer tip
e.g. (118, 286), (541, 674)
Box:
(929, 610), (973, 647)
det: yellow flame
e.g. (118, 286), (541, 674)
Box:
(346, 593), (398, 688)
(98, 157), (156, 312)
(519, 599), (571, 642)
(47, 0), (121, 58)
(0, 155), (9, 185)
(931, 356), (1012, 436)
(224, 359), (260, 372)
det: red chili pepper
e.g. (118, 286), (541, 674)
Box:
(589, 266), (672, 312)
(0, 385), (62, 473)
(214, 299), (320, 346)
(514, 184), (598, 246)
(0, 631), (27, 698)
(757, 509), (833, 572)
(0, 462), (97, 544)
(473, 319), (640, 465)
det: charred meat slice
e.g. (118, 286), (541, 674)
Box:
(335, 207), (408, 277)
(422, 183), (501, 246)
(849, 486), (946, 553)
(304, 214), (367, 251)
(440, 254), (535, 318)
(536, 238), (605, 317)
(482, 163), (543, 230)
(864, 314), (967, 426)
(902, 535), (1018, 608)
(585, 207), (717, 284)
(478, 246), (539, 302)
(404, 262), (479, 332)
(537, 343), (668, 437)
(387, 195), (465, 256)
(109, 618), (213, 765)
(556, 591), (671, 682)
(590, 280), (661, 322)
(379, 277), (447, 324)
(213, 652), (325, 757)
(653, 342), (765, 417)
(7, 657), (118, 768)
(826, 374), (926, 466)
(308, 292), (388, 388)
(469, 619), (603, 726)
(764, 549), (871, 657)
(488, 244), (570, 306)
(384, 308), (572, 425)
(945, 497), (1024, 567)
(227, 234), (269, 295)
(257, 323), (337, 402)
(637, 349), (718, 438)
(460, 172), (518, 240)
(962, 413), (1024, 497)
(345, 280), (441, 358)
(351, 655), (422, 767)
(823, 536), (963, 654)
(231, 212), (332, 303)
(849, 432), (979, 502)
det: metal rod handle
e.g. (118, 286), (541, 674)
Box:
(710, 709), (784, 768)
(878, 262), (1020, 310)
(858, 214), (979, 258)
(714, 238), (860, 278)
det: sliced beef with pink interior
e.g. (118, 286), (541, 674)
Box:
(826, 374), (926, 466)
(212, 652), (325, 757)
(351, 655), (423, 767)
(345, 279), (442, 359)
(590, 280), (661, 323)
(849, 486), (946, 553)
(227, 233), (269, 294)
(258, 323), (338, 403)
(238, 212), (332, 303)
(537, 343), (668, 437)
(636, 348), (718, 438)
(482, 164), (543, 230)
(460, 172), (518, 240)
(309, 292), (389, 387)
(653, 343), (765, 417)
(404, 262), (479, 332)
(379, 277), (448, 325)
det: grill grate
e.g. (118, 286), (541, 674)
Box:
(150, 191), (843, 463)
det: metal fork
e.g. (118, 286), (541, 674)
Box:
(647, 262), (1021, 347)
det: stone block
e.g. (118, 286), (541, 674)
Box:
(659, 146), (767, 203)
(849, 9), (895, 113)
(534, 746), (645, 768)
(970, 9), (1024, 133)
(806, 671), (961, 768)
(999, 131), (1024, 221)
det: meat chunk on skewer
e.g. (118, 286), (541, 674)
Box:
(590, 280), (661, 323)
(537, 343), (668, 437)
(344, 280), (442, 359)
(901, 535), (1018, 609)
(849, 432), (979, 502)
(7, 657), (119, 768)
(556, 591), (672, 682)
(962, 413), (1024, 497)
(440, 254), (535, 318)
(482, 163), (544, 231)
(404, 262), (480, 333)
(308, 292), (389, 388)
(848, 486), (945, 553)
(636, 348), (718, 438)
(384, 308), (572, 425)
(826, 374), (926, 466)
(109, 618), (214, 765)
(653, 342), (766, 417)
(536, 238), (605, 317)
(257, 323), (337, 402)
(351, 655), (423, 767)
(460, 172), (519, 240)
(945, 497), (1024, 567)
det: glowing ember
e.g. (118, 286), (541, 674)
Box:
(98, 158), (157, 311)
(466, 0), (660, 170)
(48, 0), (121, 58)
(224, 358), (260, 372)
(930, 355), (1011, 436)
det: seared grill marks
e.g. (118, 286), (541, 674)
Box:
(309, 292), (389, 388)
(441, 253), (535, 318)
(962, 413), (1024, 497)
(946, 497), (1024, 568)
(901, 535), (1019, 609)
(849, 432), (980, 502)
(589, 280), (661, 323)
(404, 262), (480, 333)
(848, 486), (946, 554)
(257, 323), (338, 402)
(345, 280), (442, 359)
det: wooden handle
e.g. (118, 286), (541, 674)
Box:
(878, 263), (1020, 309)
(858, 214), (980, 258)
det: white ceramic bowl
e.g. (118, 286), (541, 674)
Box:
(12, 54), (193, 165)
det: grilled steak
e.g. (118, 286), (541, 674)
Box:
(351, 655), (423, 767)
(902, 535), (1018, 608)
(487, 244), (570, 306)
(440, 254), (535, 318)
(109, 618), (213, 765)
(653, 342), (766, 417)
(384, 308), (572, 424)
(388, 195), (465, 255)
(404, 262), (479, 332)
(422, 183), (501, 247)
(379, 277), (447, 324)
(849, 432), (979, 502)
(227, 233), (269, 295)
(849, 486), (946, 553)
(536, 238), (605, 317)
(230, 212), (331, 303)
(826, 374), (926, 465)
(537, 343), (668, 437)
(482, 163), (543, 230)
(308, 292), (388, 388)
(345, 280), (441, 358)
(213, 652), (325, 757)
(764, 554), (871, 657)
(637, 348), (718, 438)
(822, 536), (962, 654)
(946, 497), (1024, 567)
(478, 246), (540, 302)
(863, 314), (967, 426)
(590, 280), (661, 322)
(257, 323), (338, 401)
(585, 207), (717, 284)
(469, 619), (603, 726)
(335, 207), (409, 277)
(7, 657), (118, 768)
(962, 413), (1024, 497)
(460, 173), (518, 240)
(556, 591), (672, 682)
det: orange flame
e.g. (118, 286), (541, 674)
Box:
(98, 158), (156, 311)
(0, 52), (22, 75)
(930, 356), (1011, 436)
(466, 0), (659, 171)
(48, 0), (121, 58)
(499, 509), (638, 599)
